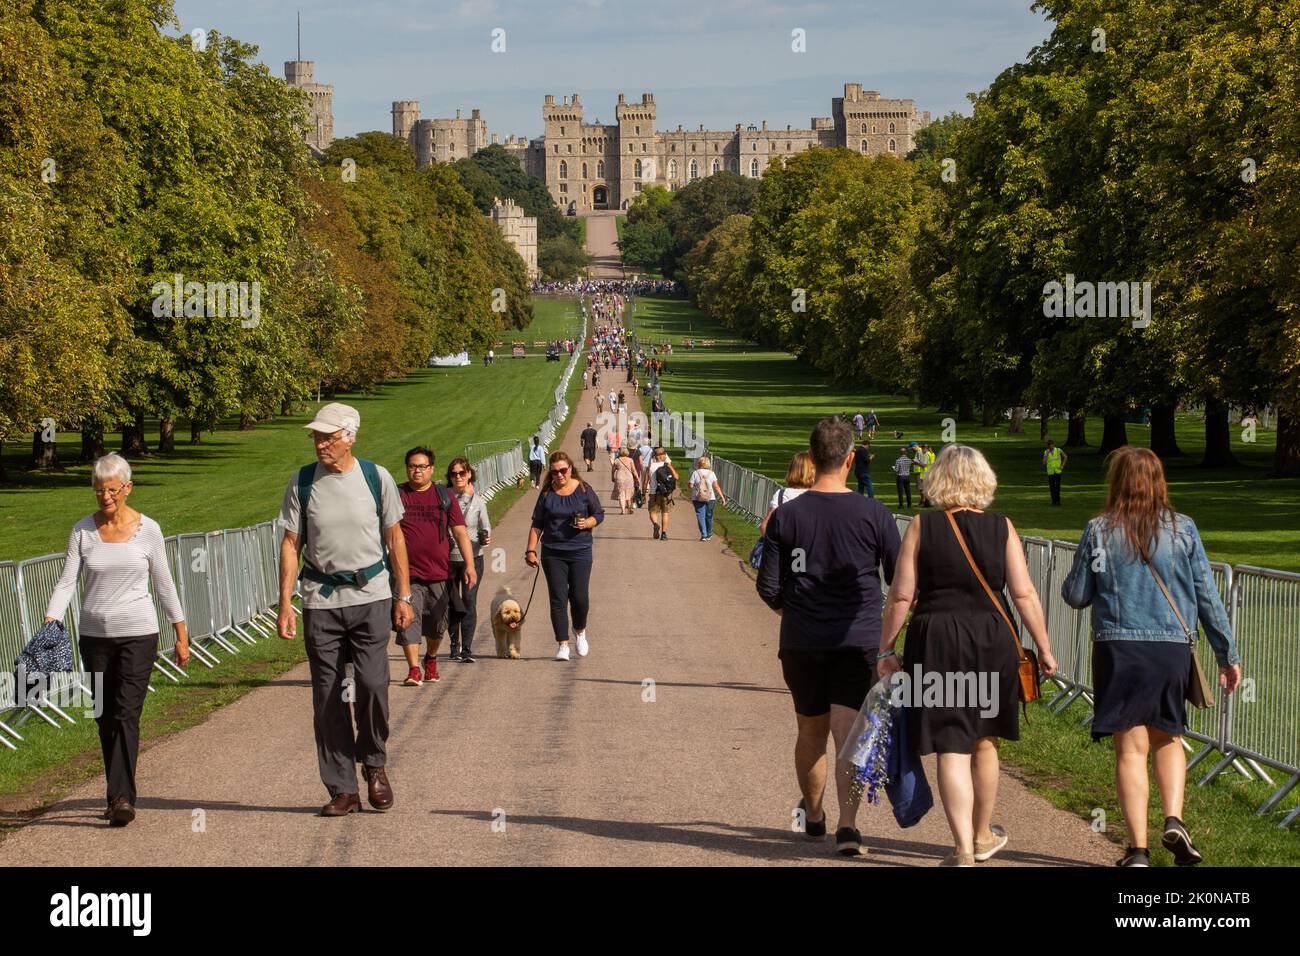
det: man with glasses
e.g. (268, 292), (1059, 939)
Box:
(398, 447), (476, 683)
(278, 403), (413, 817)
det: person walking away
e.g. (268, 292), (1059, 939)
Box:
(396, 447), (477, 682)
(580, 422), (598, 472)
(877, 444), (1057, 865)
(43, 453), (189, 827)
(645, 446), (680, 540)
(613, 448), (637, 514)
(892, 447), (913, 508)
(757, 418), (902, 856)
(758, 451), (816, 536)
(595, 393), (604, 415)
(852, 412), (865, 440)
(688, 455), (727, 540)
(528, 436), (546, 488)
(277, 403), (414, 816)
(866, 409), (880, 440)
(1044, 439), (1068, 506)
(526, 452), (605, 660)
(447, 457), (489, 663)
(606, 426), (622, 468)
(1062, 446), (1240, 867)
(853, 440), (875, 497)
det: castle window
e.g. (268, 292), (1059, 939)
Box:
(872, 124), (877, 134)
(671, 144), (676, 152)
(642, 142), (647, 151)
(635, 182), (643, 192)
(861, 122), (867, 133)
(752, 143), (757, 150)
(559, 160), (567, 178)
(567, 144), (572, 153)
(714, 142), (719, 151)
(560, 183), (567, 193)
(635, 159), (642, 178)
(689, 160), (698, 179)
(861, 140), (868, 153)
(691, 144), (696, 152)
(888, 139), (896, 152)
(750, 158), (759, 176)
(711, 159), (720, 174)
(554, 145), (560, 153)
(889, 122), (896, 134)
(597, 160), (605, 178)
(630, 144), (635, 152)
(786, 142), (791, 151)
(636, 125), (640, 134)
(669, 159), (677, 179)
(582, 162), (588, 178)
(560, 126), (565, 135)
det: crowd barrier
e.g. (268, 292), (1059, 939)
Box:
(698, 449), (1300, 829)
(0, 307), (587, 753)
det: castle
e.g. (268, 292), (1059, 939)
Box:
(284, 58), (334, 152)
(393, 84), (930, 212)
(489, 198), (538, 281)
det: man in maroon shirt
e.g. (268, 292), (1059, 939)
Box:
(398, 447), (477, 685)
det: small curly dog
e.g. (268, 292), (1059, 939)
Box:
(491, 592), (525, 659)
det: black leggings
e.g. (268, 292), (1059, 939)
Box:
(540, 552), (592, 642)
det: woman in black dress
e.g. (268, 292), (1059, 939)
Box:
(878, 445), (1056, 866)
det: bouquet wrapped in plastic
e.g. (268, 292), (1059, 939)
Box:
(839, 677), (893, 805)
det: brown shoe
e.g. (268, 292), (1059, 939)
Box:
(320, 793), (361, 817)
(362, 766), (394, 811)
(108, 796), (135, 827)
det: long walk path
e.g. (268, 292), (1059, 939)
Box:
(1, 337), (1117, 866)
(583, 211), (624, 279)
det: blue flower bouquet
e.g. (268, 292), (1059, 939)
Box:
(839, 677), (893, 805)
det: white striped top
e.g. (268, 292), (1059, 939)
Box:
(44, 514), (185, 638)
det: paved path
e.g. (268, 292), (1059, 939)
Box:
(1, 326), (1118, 866)
(583, 211), (624, 279)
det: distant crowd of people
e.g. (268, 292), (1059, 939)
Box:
(531, 278), (681, 296)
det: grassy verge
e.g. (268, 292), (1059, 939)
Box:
(634, 294), (1300, 865)
(0, 297), (586, 833)
(1, 299), (586, 561)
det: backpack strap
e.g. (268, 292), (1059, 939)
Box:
(296, 463), (316, 551)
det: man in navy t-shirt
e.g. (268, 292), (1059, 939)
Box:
(757, 417), (900, 857)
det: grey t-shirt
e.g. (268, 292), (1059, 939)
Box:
(279, 460), (404, 610)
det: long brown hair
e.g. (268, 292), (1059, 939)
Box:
(1101, 446), (1174, 562)
(541, 450), (584, 493)
(785, 450), (816, 489)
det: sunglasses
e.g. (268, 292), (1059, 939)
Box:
(551, 467), (571, 476)
(449, 469), (468, 477)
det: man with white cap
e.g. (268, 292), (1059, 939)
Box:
(277, 402), (414, 817)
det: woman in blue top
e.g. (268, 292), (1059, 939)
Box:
(526, 451), (605, 661)
(1063, 446), (1242, 867)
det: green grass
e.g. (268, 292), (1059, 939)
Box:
(630, 294), (1300, 865)
(629, 297), (1300, 572)
(0, 299), (587, 562)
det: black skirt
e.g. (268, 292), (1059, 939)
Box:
(1090, 641), (1189, 741)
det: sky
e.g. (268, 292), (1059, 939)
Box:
(172, 0), (1055, 141)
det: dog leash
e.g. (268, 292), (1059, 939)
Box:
(518, 561), (543, 624)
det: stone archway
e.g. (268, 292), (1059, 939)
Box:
(592, 184), (608, 209)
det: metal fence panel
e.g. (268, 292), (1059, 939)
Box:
(1228, 567), (1300, 774)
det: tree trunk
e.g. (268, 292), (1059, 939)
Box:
(1274, 410), (1300, 477)
(190, 420), (203, 444)
(159, 417), (175, 453)
(280, 399), (291, 417)
(1148, 403), (1181, 458)
(958, 395), (975, 423)
(1199, 397), (1239, 467)
(1039, 407), (1050, 441)
(120, 411), (148, 457)
(1066, 411), (1088, 447)
(1009, 406), (1027, 434)
(31, 428), (56, 468)
(1099, 413), (1129, 456)
(81, 423), (105, 462)
(981, 404), (998, 428)
(238, 411), (255, 431)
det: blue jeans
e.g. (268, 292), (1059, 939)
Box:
(693, 499), (715, 538)
(856, 474), (874, 497)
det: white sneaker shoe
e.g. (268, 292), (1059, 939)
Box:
(575, 631), (589, 657)
(554, 643), (571, 661)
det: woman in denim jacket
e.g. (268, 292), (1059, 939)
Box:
(1063, 447), (1242, 867)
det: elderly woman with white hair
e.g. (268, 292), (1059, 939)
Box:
(876, 444), (1057, 866)
(44, 453), (188, 828)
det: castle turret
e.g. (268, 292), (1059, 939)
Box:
(392, 100), (420, 142)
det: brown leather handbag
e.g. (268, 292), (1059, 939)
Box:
(944, 510), (1041, 704)
(1145, 562), (1216, 710)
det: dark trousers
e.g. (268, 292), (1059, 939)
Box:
(540, 552), (592, 642)
(896, 476), (912, 508)
(78, 634), (156, 806)
(529, 461), (543, 485)
(1048, 473), (1062, 505)
(449, 554), (484, 655)
(856, 474), (874, 497)
(302, 600), (392, 797)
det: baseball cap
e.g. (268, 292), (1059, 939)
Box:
(305, 402), (360, 434)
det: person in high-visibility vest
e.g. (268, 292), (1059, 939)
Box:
(1044, 439), (1068, 505)
(910, 442), (927, 507)
(922, 443), (936, 507)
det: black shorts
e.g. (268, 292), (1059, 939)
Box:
(779, 648), (878, 717)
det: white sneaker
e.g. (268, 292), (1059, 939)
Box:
(575, 631), (589, 657)
(554, 643), (571, 661)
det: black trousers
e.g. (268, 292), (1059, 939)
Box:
(78, 634), (157, 806)
(529, 461), (543, 485)
(449, 554), (485, 655)
(540, 552), (592, 642)
(896, 476), (912, 508)
(1048, 473), (1062, 505)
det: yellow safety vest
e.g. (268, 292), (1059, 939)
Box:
(1045, 448), (1064, 475)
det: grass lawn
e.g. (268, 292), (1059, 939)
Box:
(0, 297), (585, 825)
(0, 299), (587, 562)
(628, 297), (1300, 572)
(630, 295), (1300, 864)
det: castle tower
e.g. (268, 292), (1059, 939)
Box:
(283, 20), (333, 152)
(542, 94), (584, 212)
(615, 92), (657, 210)
(392, 100), (420, 142)
(832, 82), (928, 157)
(489, 198), (538, 281)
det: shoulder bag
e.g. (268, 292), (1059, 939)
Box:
(1145, 561), (1215, 709)
(944, 510), (1041, 704)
